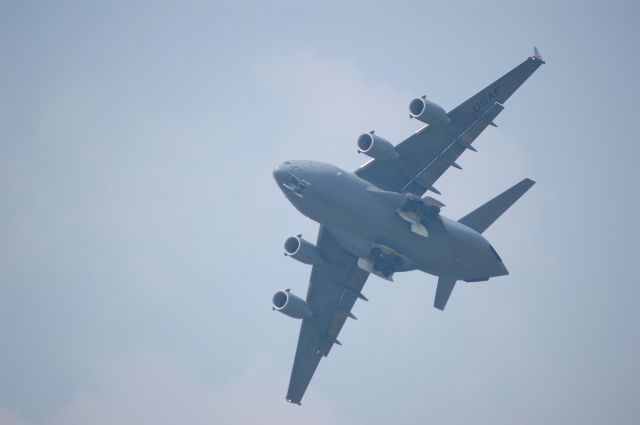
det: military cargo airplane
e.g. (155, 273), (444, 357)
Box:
(272, 48), (545, 405)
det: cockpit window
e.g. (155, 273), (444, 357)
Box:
(488, 244), (502, 262)
(282, 173), (310, 197)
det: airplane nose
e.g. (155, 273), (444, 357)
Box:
(273, 162), (288, 184)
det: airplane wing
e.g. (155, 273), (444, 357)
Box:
(286, 225), (369, 404)
(356, 49), (545, 196)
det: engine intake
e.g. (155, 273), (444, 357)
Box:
(357, 131), (398, 161)
(272, 290), (313, 319)
(409, 96), (450, 126)
(284, 235), (324, 265)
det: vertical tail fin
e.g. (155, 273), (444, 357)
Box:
(434, 278), (456, 310)
(458, 178), (535, 234)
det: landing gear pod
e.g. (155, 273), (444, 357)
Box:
(397, 194), (444, 238)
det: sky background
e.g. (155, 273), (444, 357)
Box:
(1, 1), (640, 424)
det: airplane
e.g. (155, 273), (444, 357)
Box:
(271, 48), (545, 405)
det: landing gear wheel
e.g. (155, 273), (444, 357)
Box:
(381, 264), (395, 278)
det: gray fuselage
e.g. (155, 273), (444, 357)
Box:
(273, 160), (508, 281)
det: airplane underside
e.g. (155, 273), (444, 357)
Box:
(270, 48), (544, 405)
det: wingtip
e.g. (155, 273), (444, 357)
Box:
(286, 397), (302, 406)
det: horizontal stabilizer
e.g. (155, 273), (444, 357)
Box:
(459, 178), (535, 234)
(434, 278), (456, 310)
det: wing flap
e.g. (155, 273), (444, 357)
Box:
(406, 102), (504, 192)
(286, 322), (323, 404)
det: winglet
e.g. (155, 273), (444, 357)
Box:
(532, 46), (545, 64)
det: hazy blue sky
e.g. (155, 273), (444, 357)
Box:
(2, 1), (640, 424)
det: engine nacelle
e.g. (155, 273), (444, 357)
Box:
(272, 289), (313, 319)
(408, 96), (450, 126)
(357, 131), (399, 161)
(284, 235), (324, 265)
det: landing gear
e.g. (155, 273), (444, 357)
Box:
(397, 195), (443, 238)
(369, 247), (402, 279)
(400, 196), (441, 225)
(357, 245), (411, 281)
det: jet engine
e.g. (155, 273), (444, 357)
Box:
(357, 131), (399, 161)
(284, 235), (324, 265)
(408, 96), (450, 126)
(272, 289), (313, 319)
